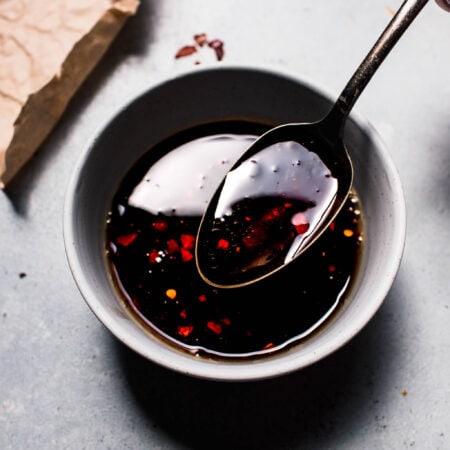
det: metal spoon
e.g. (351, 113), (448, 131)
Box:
(195, 0), (429, 289)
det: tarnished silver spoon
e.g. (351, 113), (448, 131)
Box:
(196, 0), (429, 288)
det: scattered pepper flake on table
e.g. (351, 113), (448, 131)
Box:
(208, 39), (225, 61)
(175, 33), (225, 63)
(175, 45), (197, 58)
(194, 33), (208, 46)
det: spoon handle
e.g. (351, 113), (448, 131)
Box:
(326, 0), (430, 136)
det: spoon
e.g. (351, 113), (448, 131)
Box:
(195, 0), (429, 289)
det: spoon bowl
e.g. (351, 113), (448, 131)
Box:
(196, 0), (429, 288)
(196, 118), (353, 288)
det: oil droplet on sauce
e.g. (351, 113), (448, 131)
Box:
(105, 122), (364, 359)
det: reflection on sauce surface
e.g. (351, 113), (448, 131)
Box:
(105, 122), (364, 359)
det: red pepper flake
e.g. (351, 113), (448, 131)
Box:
(207, 321), (222, 335)
(329, 222), (336, 231)
(343, 229), (354, 237)
(198, 294), (207, 302)
(180, 309), (187, 319)
(178, 325), (194, 337)
(263, 206), (283, 221)
(116, 233), (138, 246)
(208, 39), (224, 61)
(180, 248), (193, 262)
(217, 238), (230, 250)
(180, 233), (195, 249)
(221, 317), (231, 326)
(152, 220), (168, 232)
(148, 249), (161, 263)
(175, 34), (225, 64)
(194, 33), (207, 46)
(291, 212), (310, 235)
(175, 45), (197, 59)
(328, 265), (336, 273)
(166, 288), (177, 300)
(166, 239), (179, 254)
(263, 342), (275, 350)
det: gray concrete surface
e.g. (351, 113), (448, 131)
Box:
(1, 1), (449, 448)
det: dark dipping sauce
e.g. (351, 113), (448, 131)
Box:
(105, 122), (364, 359)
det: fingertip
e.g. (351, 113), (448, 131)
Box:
(435, 0), (450, 13)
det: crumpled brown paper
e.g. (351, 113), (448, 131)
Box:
(0, 0), (140, 188)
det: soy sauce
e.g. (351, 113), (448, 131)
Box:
(105, 122), (364, 359)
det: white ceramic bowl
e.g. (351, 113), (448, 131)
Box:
(63, 65), (406, 381)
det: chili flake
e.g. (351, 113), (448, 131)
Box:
(180, 248), (193, 262)
(194, 33), (207, 46)
(116, 233), (138, 246)
(343, 229), (354, 237)
(165, 288), (177, 300)
(198, 294), (207, 302)
(208, 39), (224, 61)
(180, 233), (195, 249)
(152, 220), (168, 232)
(175, 45), (197, 58)
(166, 239), (179, 254)
(291, 212), (310, 235)
(207, 321), (222, 335)
(148, 249), (161, 263)
(175, 34), (225, 63)
(217, 238), (230, 250)
(178, 325), (194, 337)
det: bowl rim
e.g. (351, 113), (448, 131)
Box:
(63, 63), (407, 381)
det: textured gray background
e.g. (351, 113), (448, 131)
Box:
(1, 1), (449, 448)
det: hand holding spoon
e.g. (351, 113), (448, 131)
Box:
(195, 0), (431, 288)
